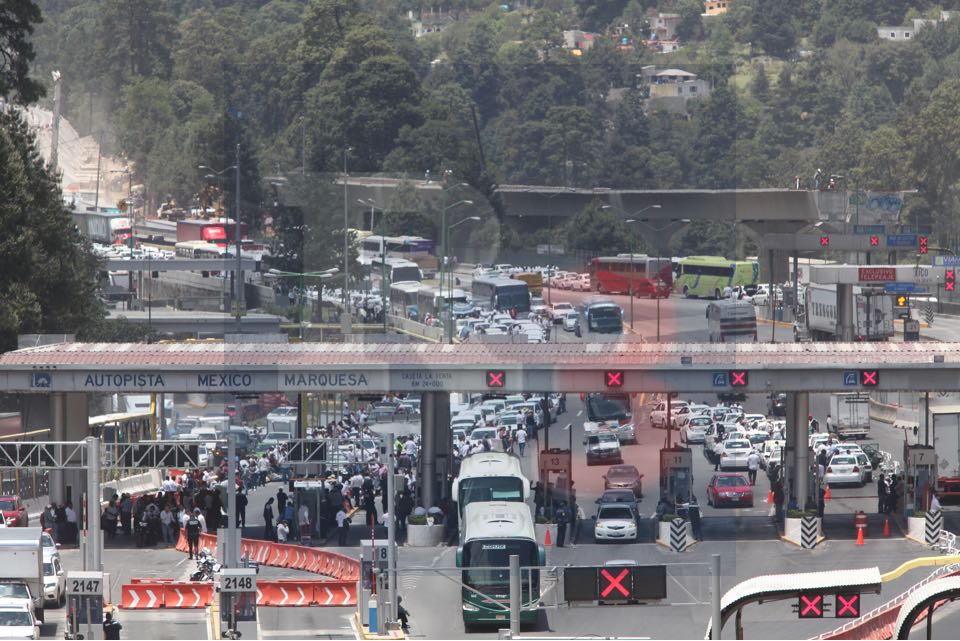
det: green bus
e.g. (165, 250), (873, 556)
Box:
(676, 256), (759, 299)
(457, 502), (544, 628)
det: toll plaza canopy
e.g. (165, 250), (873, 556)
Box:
(4, 341), (960, 394)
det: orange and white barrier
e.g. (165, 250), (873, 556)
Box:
(120, 583), (163, 609)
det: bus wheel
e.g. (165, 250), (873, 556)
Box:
(682, 286), (690, 298)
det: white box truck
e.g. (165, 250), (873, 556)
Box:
(795, 284), (894, 342)
(0, 528), (45, 622)
(932, 406), (960, 500)
(829, 393), (871, 439)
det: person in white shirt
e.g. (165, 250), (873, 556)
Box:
(162, 476), (178, 493)
(515, 427), (528, 456)
(404, 438), (418, 465)
(276, 520), (290, 543)
(931, 492), (942, 512)
(298, 504), (311, 539)
(746, 450), (761, 485)
(160, 505), (176, 545)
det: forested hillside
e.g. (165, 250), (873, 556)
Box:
(23, 0), (960, 251)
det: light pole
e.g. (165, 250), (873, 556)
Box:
(439, 200), (473, 339)
(358, 199), (384, 232)
(199, 160), (241, 330)
(268, 268), (339, 340)
(603, 205), (665, 335)
(342, 147), (353, 333)
(444, 216), (481, 342)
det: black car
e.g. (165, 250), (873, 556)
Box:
(767, 393), (787, 417)
(860, 442), (885, 470)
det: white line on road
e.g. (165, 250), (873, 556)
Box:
(577, 410), (583, 417)
(564, 423), (570, 430)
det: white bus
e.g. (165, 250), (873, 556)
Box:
(175, 240), (227, 259)
(358, 235), (435, 266)
(707, 300), (757, 343)
(371, 257), (423, 285)
(389, 282), (423, 319)
(451, 452), (531, 518)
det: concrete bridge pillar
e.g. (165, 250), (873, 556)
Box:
(420, 392), (450, 509)
(837, 284), (854, 341)
(787, 392), (810, 511)
(48, 393), (89, 507)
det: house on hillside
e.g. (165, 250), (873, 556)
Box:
(409, 9), (457, 38)
(650, 13), (681, 40)
(878, 11), (955, 41)
(563, 30), (599, 51)
(703, 0), (732, 16)
(642, 67), (711, 114)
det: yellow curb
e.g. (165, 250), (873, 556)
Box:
(353, 612), (407, 640)
(779, 534), (827, 548)
(757, 319), (794, 329)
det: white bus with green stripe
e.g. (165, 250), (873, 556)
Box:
(677, 256), (759, 299)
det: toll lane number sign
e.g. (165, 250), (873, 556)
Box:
(68, 577), (102, 596)
(222, 575), (256, 592)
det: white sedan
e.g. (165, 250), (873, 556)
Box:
(593, 504), (638, 542)
(681, 415), (713, 444)
(561, 311), (579, 331)
(718, 439), (753, 470)
(824, 454), (865, 486)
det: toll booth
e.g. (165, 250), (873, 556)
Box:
(66, 571), (103, 640)
(660, 447), (693, 503)
(218, 568), (257, 640)
(539, 448), (574, 510)
(360, 540), (393, 627)
(292, 478), (327, 544)
(904, 444), (938, 514)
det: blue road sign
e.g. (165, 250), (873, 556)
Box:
(843, 371), (858, 386)
(884, 283), (927, 294)
(854, 225), (885, 235)
(886, 234), (918, 247)
(934, 256), (960, 267)
(712, 372), (728, 387)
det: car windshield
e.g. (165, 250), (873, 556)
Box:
(0, 584), (30, 599)
(599, 506), (634, 520)
(716, 476), (748, 487)
(0, 611), (31, 626)
(586, 395), (630, 421)
(691, 417), (711, 426)
(725, 441), (748, 449)
(41, 534), (54, 548)
(592, 433), (618, 444)
(43, 563), (54, 576)
(0, 500), (17, 512)
(609, 466), (635, 476)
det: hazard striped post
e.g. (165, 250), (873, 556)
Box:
(926, 509), (943, 545)
(670, 518), (687, 552)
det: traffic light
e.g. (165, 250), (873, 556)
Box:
(798, 593), (824, 618)
(919, 236), (928, 254)
(729, 370), (749, 387)
(835, 592), (861, 618)
(605, 370), (624, 388)
(947, 269), (956, 292)
(485, 370), (505, 388)
(599, 567), (632, 603)
(860, 370), (879, 387)
(820, 235), (830, 248)
(896, 295), (908, 307)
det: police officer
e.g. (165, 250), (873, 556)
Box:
(186, 508), (202, 560)
(103, 612), (122, 640)
(555, 502), (571, 548)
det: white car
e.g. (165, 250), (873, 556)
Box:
(42, 554), (65, 607)
(718, 439), (753, 470)
(743, 429), (769, 451)
(40, 532), (58, 560)
(761, 439), (786, 469)
(468, 427), (498, 449)
(650, 401), (690, 429)
(548, 302), (575, 321)
(561, 311), (579, 331)
(681, 415), (713, 444)
(824, 454), (865, 486)
(593, 503), (638, 542)
(574, 274), (592, 291)
(752, 284), (783, 307)
(0, 600), (38, 639)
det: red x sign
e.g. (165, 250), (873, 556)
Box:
(600, 568), (630, 598)
(947, 270), (956, 292)
(860, 370), (879, 386)
(486, 370), (505, 388)
(869, 235), (879, 247)
(729, 370), (748, 387)
(820, 235), (830, 247)
(798, 593), (823, 618)
(605, 370), (624, 387)
(919, 236), (928, 254)
(836, 593), (860, 618)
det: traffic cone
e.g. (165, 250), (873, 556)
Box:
(856, 527), (865, 546)
(883, 518), (891, 538)
(544, 528), (553, 546)
(767, 490), (774, 504)
(824, 485), (832, 501)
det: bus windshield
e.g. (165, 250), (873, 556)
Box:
(496, 286), (530, 312)
(392, 266), (422, 282)
(463, 539), (538, 586)
(458, 477), (525, 506)
(586, 395), (631, 422)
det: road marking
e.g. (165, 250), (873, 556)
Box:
(577, 410), (583, 417)
(563, 423), (570, 431)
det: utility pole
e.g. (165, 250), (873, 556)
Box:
(343, 147), (352, 334)
(235, 144), (243, 332)
(386, 432), (397, 623)
(93, 132), (102, 211)
(86, 437), (101, 572)
(50, 71), (62, 173)
(225, 433), (239, 567)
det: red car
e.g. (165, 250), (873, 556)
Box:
(0, 497), (28, 526)
(706, 473), (754, 508)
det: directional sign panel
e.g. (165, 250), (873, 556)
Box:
(729, 370), (749, 387)
(842, 371), (858, 387)
(632, 565), (667, 600)
(860, 370), (880, 387)
(712, 372), (728, 387)
(599, 567), (632, 603)
(563, 565), (667, 605)
(563, 566), (599, 603)
(605, 370), (624, 388)
(485, 370), (505, 388)
(887, 234), (918, 248)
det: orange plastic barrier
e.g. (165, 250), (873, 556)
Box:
(254, 580), (357, 607)
(162, 582), (214, 608)
(131, 578), (173, 584)
(120, 583), (164, 609)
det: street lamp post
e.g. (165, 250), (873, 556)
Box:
(199, 160), (241, 329)
(342, 147), (353, 334)
(439, 200), (473, 341)
(268, 268), (339, 340)
(444, 216), (481, 342)
(603, 205), (666, 337)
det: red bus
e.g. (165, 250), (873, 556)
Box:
(589, 254), (672, 298)
(176, 219), (249, 245)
